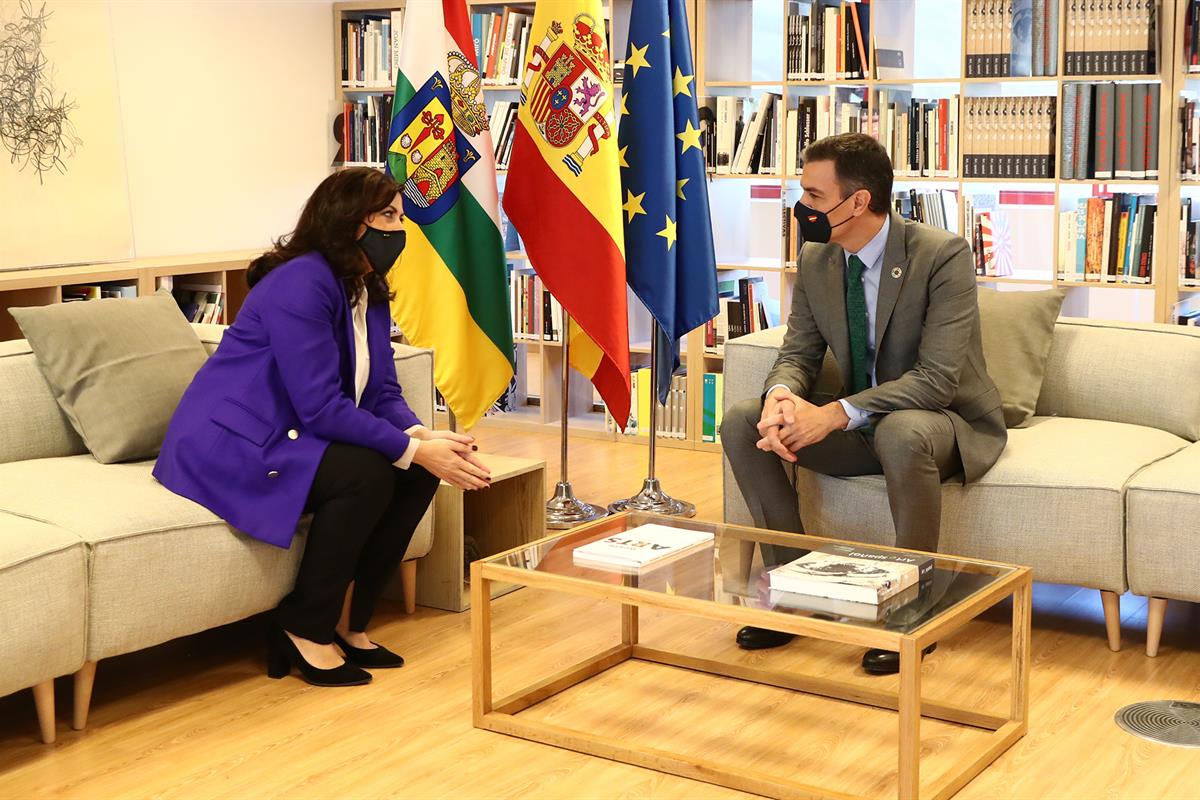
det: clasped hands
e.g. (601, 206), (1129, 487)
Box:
(410, 428), (492, 490)
(756, 387), (850, 463)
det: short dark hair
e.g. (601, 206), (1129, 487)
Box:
(802, 133), (892, 215)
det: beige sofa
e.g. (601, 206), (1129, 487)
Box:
(722, 318), (1200, 655)
(0, 323), (435, 743)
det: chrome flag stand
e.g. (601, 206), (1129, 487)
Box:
(546, 311), (609, 530)
(608, 324), (695, 518)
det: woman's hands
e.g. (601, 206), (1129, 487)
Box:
(411, 431), (492, 490)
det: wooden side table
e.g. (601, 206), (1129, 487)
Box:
(416, 453), (546, 612)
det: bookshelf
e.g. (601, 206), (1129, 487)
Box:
(694, 0), (1190, 388)
(0, 251), (258, 342)
(327, 0), (1195, 454)
(332, 0), (715, 450)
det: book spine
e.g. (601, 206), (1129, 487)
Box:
(1078, 82), (1093, 177)
(1032, 0), (1045, 76)
(1062, 83), (1078, 179)
(1047, 0), (1059, 75)
(1114, 83), (1132, 178)
(1146, 82), (1160, 178)
(1130, 82), (1147, 178)
(1093, 82), (1114, 179)
(1075, 198), (1089, 280)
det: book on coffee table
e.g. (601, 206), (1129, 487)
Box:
(768, 544), (934, 604)
(572, 524), (714, 571)
(769, 581), (921, 622)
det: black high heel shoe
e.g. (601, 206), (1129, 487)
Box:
(267, 626), (372, 686)
(334, 632), (405, 669)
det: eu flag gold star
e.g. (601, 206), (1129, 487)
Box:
(657, 214), (677, 250)
(672, 67), (694, 98)
(623, 190), (647, 223)
(626, 42), (651, 77)
(676, 119), (702, 153)
(618, 145), (629, 168)
(621, 93), (630, 117)
(676, 178), (689, 199)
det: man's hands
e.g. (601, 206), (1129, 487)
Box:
(755, 387), (850, 462)
(411, 430), (492, 490)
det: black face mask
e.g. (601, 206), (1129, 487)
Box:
(794, 194), (854, 244)
(357, 226), (406, 276)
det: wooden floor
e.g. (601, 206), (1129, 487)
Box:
(3, 428), (1200, 799)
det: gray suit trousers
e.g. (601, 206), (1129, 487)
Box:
(722, 397), (962, 559)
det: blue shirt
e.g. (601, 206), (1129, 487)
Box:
(768, 215), (889, 431)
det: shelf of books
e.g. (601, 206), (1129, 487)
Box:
(694, 0), (1193, 396)
(0, 252), (256, 342)
(330, 0), (1199, 452)
(1173, 0), (1200, 324)
(333, 0), (708, 448)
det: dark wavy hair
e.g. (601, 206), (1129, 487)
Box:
(247, 167), (399, 306)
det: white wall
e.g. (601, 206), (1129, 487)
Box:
(109, 0), (334, 257)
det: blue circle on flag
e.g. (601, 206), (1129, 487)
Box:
(550, 86), (572, 110)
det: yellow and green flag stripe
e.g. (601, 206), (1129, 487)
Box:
(386, 0), (513, 430)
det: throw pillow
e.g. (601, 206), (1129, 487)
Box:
(10, 288), (208, 463)
(976, 286), (1066, 428)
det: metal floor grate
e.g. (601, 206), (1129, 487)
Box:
(1115, 701), (1200, 748)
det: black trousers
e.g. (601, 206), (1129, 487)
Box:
(276, 442), (439, 644)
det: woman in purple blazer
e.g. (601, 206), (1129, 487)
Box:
(154, 168), (492, 687)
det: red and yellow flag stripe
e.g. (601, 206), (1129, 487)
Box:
(502, 0), (631, 427)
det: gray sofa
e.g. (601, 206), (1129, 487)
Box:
(0, 323), (435, 743)
(722, 318), (1200, 655)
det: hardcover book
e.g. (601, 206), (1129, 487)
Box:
(768, 544), (934, 604)
(572, 524), (714, 571)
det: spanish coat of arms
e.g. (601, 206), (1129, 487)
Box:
(518, 14), (614, 176)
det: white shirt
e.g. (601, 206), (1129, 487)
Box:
(352, 292), (423, 468)
(769, 216), (889, 431)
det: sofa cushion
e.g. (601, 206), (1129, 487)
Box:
(10, 290), (209, 464)
(976, 287), (1065, 427)
(1037, 319), (1200, 441)
(0, 456), (306, 662)
(0, 514), (87, 699)
(1125, 442), (1200, 602)
(0, 339), (87, 465)
(785, 418), (1187, 591)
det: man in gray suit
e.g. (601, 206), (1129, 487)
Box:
(721, 133), (1007, 673)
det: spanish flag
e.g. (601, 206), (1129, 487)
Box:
(386, 0), (514, 430)
(502, 1), (631, 429)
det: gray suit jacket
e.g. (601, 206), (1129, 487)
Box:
(764, 211), (1006, 483)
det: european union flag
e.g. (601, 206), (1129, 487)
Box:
(618, 0), (719, 405)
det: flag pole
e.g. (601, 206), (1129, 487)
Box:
(608, 321), (695, 518)
(545, 310), (608, 529)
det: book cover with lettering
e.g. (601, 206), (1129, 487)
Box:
(768, 544), (934, 604)
(572, 524), (714, 570)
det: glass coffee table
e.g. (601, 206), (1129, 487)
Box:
(471, 512), (1031, 800)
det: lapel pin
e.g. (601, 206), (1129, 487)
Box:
(891, 266), (904, 279)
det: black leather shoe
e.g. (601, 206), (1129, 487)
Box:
(861, 643), (937, 675)
(334, 633), (405, 669)
(267, 626), (372, 687)
(735, 626), (796, 650)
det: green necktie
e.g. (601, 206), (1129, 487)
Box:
(846, 254), (870, 395)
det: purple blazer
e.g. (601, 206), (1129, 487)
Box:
(153, 252), (423, 548)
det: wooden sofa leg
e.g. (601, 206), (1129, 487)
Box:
(1146, 598), (1168, 657)
(1100, 590), (1121, 652)
(31, 680), (55, 744)
(400, 560), (417, 614)
(73, 661), (97, 731)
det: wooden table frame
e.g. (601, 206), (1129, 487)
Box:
(471, 520), (1032, 800)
